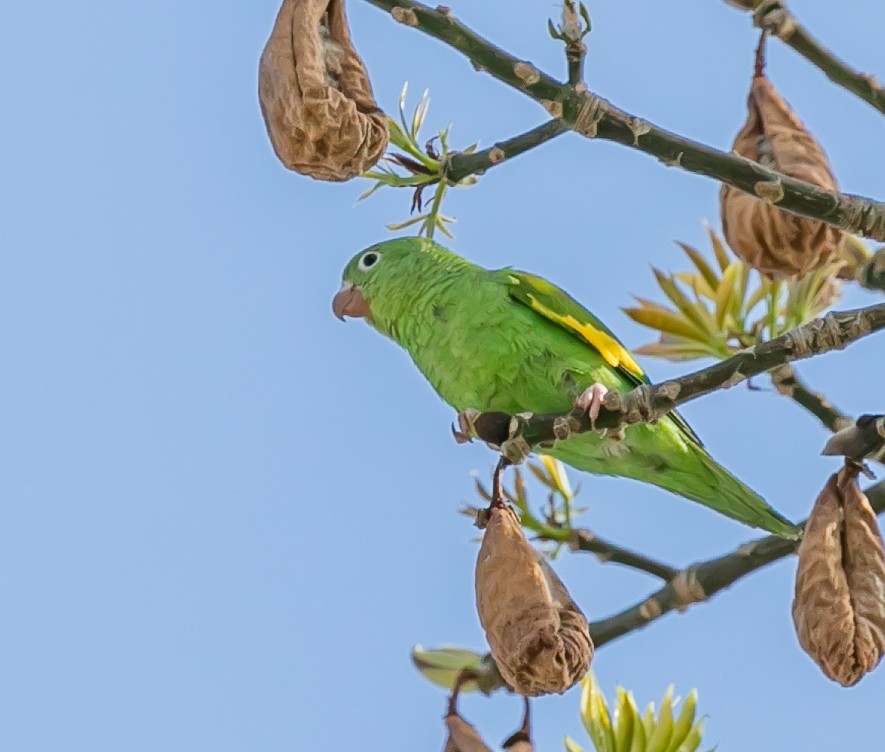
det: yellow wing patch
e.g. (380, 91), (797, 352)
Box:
(525, 293), (644, 378)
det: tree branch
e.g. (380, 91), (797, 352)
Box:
(568, 528), (679, 582)
(467, 303), (885, 455)
(589, 478), (885, 647)
(769, 364), (850, 432)
(368, 0), (885, 240)
(723, 0), (885, 116)
(446, 120), (569, 184)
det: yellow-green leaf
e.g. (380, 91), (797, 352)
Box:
(704, 223), (731, 272)
(674, 272), (717, 302)
(646, 687), (674, 752)
(623, 303), (704, 341)
(581, 674), (615, 752)
(743, 277), (773, 317)
(540, 456), (573, 499)
(565, 736), (586, 752)
(668, 692), (697, 751)
(675, 720), (705, 752)
(614, 688), (637, 752)
(630, 716), (648, 752)
(641, 706), (656, 741)
(676, 242), (720, 289)
(714, 264), (739, 330)
(411, 645), (483, 691)
(634, 340), (722, 362)
(652, 269), (715, 336)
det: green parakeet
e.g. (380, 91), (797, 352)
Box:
(333, 237), (798, 538)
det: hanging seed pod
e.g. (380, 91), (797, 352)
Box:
(475, 506), (592, 697)
(258, 0), (388, 180)
(792, 466), (885, 686)
(443, 712), (493, 752)
(720, 35), (843, 279)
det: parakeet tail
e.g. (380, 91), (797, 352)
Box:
(544, 436), (799, 539)
(682, 443), (799, 539)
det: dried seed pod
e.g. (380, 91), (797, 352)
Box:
(258, 0), (388, 180)
(475, 506), (592, 696)
(792, 466), (885, 686)
(443, 711), (492, 752)
(720, 37), (843, 279)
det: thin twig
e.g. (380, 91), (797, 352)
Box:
(446, 120), (569, 184)
(468, 303), (885, 449)
(769, 364), (850, 432)
(568, 529), (679, 581)
(368, 0), (885, 240)
(562, 0), (587, 85)
(723, 0), (885, 116)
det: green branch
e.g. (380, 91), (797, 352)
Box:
(769, 364), (850, 433)
(568, 529), (679, 582)
(446, 119), (569, 184)
(366, 0), (885, 241)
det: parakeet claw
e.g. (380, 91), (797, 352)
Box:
(453, 408), (481, 444)
(574, 383), (609, 430)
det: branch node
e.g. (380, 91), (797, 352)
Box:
(501, 435), (532, 465)
(488, 146), (506, 164)
(753, 178), (785, 204)
(541, 99), (564, 119)
(391, 6), (418, 26)
(821, 312), (848, 350)
(639, 598), (663, 621)
(658, 151), (684, 167)
(860, 72), (885, 94)
(657, 380), (682, 402)
(629, 117), (651, 145)
(513, 62), (541, 86)
(671, 568), (707, 611)
(553, 414), (579, 440)
(754, 1), (798, 40)
(720, 369), (748, 390)
(435, 5), (454, 21)
(573, 93), (606, 138)
(785, 323), (813, 359)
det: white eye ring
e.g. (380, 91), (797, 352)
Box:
(358, 251), (381, 271)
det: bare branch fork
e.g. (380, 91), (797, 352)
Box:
(365, 0), (885, 241)
(462, 303), (885, 456)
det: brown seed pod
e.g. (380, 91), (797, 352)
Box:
(792, 466), (885, 686)
(720, 36), (843, 279)
(258, 0), (388, 181)
(475, 506), (593, 696)
(443, 712), (492, 752)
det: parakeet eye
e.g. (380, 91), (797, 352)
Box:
(358, 251), (381, 271)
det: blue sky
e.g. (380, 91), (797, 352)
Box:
(2, 0), (883, 749)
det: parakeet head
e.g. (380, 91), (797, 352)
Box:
(332, 237), (470, 328)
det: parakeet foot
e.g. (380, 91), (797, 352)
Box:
(574, 383), (609, 429)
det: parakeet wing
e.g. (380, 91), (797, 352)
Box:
(505, 269), (703, 445)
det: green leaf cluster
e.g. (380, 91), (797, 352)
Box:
(565, 673), (711, 752)
(624, 225), (844, 362)
(359, 85), (477, 239)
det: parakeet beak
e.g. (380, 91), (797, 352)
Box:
(332, 281), (370, 321)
